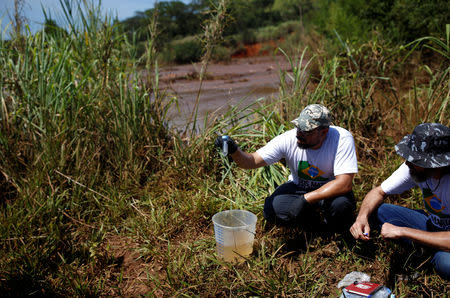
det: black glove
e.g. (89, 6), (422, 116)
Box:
(215, 135), (238, 156)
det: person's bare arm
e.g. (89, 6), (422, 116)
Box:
(350, 186), (386, 240)
(303, 173), (355, 204)
(230, 149), (267, 169)
(381, 223), (450, 251)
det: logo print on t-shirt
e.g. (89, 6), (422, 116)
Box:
(423, 188), (445, 214)
(298, 161), (327, 181)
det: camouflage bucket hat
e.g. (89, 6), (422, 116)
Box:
(395, 123), (450, 168)
(291, 104), (332, 132)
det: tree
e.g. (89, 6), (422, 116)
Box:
(361, 0), (450, 42)
(272, 0), (314, 23)
(223, 0), (282, 36)
(119, 1), (208, 50)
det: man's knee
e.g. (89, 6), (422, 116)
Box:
(328, 194), (355, 217)
(322, 193), (355, 232)
(375, 203), (391, 224)
(263, 196), (276, 222)
(431, 251), (450, 280)
(263, 194), (308, 225)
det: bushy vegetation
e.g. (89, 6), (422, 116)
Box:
(118, 0), (449, 63)
(0, 0), (449, 296)
(163, 36), (203, 64)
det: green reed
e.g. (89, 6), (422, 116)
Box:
(0, 0), (177, 295)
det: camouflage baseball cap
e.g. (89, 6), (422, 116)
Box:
(395, 123), (450, 168)
(291, 104), (332, 132)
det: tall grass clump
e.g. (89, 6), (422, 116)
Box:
(0, 0), (185, 294)
(188, 0), (229, 134)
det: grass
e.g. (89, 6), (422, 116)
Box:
(1, 1), (449, 296)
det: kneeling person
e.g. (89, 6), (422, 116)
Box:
(216, 104), (358, 233)
(350, 123), (450, 280)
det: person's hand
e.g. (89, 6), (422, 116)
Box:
(380, 222), (403, 239)
(350, 217), (371, 240)
(215, 135), (238, 156)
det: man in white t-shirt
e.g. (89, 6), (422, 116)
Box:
(215, 104), (358, 234)
(350, 123), (450, 280)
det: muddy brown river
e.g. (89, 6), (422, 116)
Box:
(158, 55), (292, 130)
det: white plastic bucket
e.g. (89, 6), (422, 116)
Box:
(212, 209), (257, 263)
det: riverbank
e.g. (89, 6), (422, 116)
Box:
(158, 55), (293, 129)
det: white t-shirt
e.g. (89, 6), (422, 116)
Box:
(381, 163), (450, 230)
(256, 126), (358, 191)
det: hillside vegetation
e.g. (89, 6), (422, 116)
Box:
(0, 0), (449, 296)
(117, 0), (449, 64)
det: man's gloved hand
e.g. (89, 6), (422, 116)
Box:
(215, 135), (238, 156)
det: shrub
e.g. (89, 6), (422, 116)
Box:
(170, 36), (203, 64)
(211, 45), (232, 62)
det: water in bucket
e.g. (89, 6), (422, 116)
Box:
(212, 209), (257, 263)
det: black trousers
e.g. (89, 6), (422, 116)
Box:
(263, 181), (356, 233)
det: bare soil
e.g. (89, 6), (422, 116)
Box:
(158, 54), (292, 129)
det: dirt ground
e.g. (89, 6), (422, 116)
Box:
(158, 54), (292, 129)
